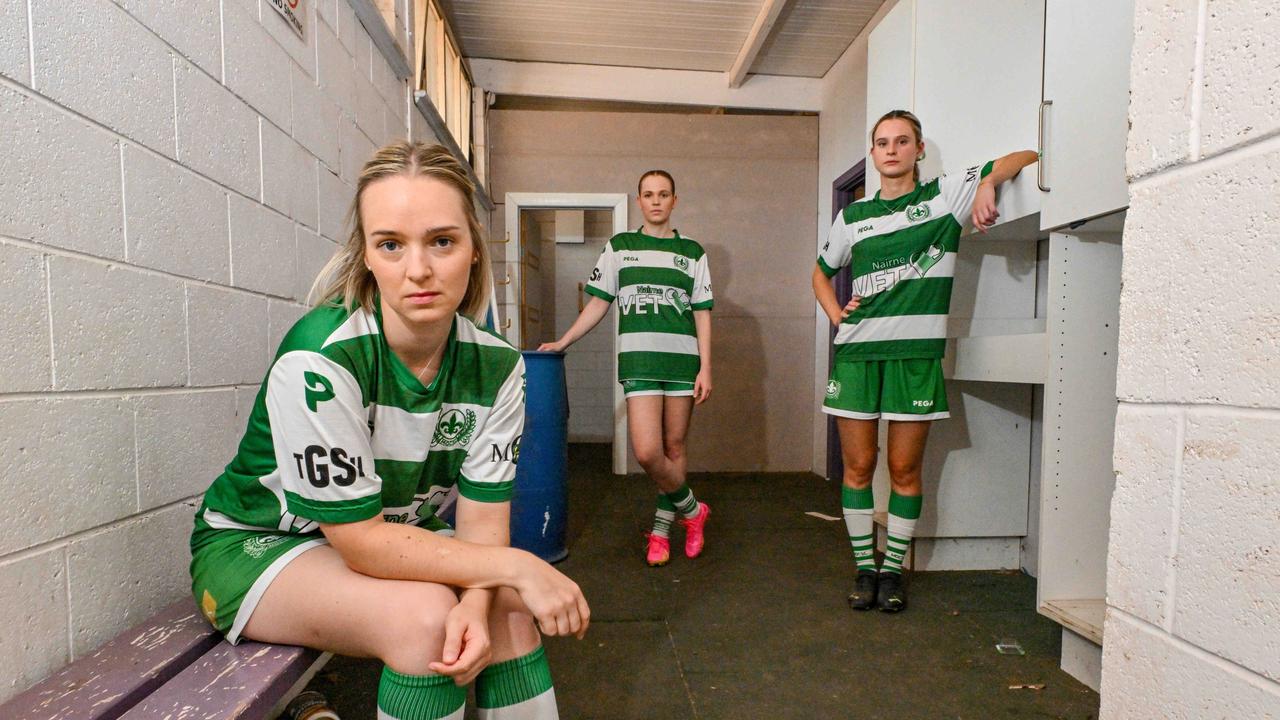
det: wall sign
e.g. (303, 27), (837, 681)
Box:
(267, 0), (305, 39)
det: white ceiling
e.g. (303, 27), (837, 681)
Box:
(444, 0), (884, 79)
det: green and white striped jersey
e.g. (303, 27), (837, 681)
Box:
(584, 229), (713, 383)
(195, 304), (525, 536)
(818, 161), (993, 361)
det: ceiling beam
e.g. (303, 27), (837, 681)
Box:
(727, 0), (790, 88)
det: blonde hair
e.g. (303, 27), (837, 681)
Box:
(870, 109), (925, 182)
(307, 142), (491, 321)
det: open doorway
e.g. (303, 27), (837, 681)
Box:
(504, 193), (630, 475)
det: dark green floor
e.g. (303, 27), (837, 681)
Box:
(307, 444), (1099, 719)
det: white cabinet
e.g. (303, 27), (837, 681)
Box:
(859, 0), (1132, 691)
(1039, 0), (1136, 229)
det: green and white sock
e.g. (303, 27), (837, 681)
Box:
(652, 494), (676, 538)
(666, 484), (701, 520)
(882, 492), (922, 574)
(476, 645), (558, 719)
(377, 667), (465, 720)
(841, 486), (876, 572)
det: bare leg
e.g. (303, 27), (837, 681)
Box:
(627, 395), (682, 493)
(242, 544), (458, 675)
(661, 395), (695, 487)
(885, 420), (930, 495)
(836, 417), (880, 490)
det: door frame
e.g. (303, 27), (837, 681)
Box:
(504, 192), (631, 475)
(826, 161), (866, 481)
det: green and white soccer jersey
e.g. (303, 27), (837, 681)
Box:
(194, 306), (525, 537)
(584, 229), (713, 383)
(818, 161), (994, 361)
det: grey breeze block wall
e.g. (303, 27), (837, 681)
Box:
(1101, 0), (1280, 715)
(0, 0), (449, 703)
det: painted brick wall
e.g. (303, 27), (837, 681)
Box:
(1102, 0), (1280, 715)
(0, 0), (444, 703)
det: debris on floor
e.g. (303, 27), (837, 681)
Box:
(1008, 683), (1046, 691)
(995, 639), (1026, 655)
(805, 511), (841, 521)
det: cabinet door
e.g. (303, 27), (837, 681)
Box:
(864, 0), (916, 198)
(914, 0), (1043, 182)
(1039, 0), (1135, 230)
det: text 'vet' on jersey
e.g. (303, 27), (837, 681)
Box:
(818, 161), (994, 362)
(196, 304), (525, 536)
(584, 229), (713, 383)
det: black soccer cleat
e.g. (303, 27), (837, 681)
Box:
(847, 569), (879, 611)
(876, 571), (907, 613)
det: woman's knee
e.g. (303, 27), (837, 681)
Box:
(633, 443), (665, 470)
(373, 584), (458, 674)
(842, 452), (877, 486)
(663, 437), (686, 462)
(886, 456), (923, 484)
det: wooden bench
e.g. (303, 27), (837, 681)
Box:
(1, 600), (328, 719)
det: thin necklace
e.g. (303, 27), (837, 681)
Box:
(415, 336), (449, 383)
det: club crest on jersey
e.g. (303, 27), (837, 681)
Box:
(433, 408), (477, 447)
(673, 255), (690, 271)
(826, 380), (841, 398)
(905, 203), (932, 223)
(241, 535), (287, 559)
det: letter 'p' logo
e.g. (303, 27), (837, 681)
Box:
(304, 371), (334, 412)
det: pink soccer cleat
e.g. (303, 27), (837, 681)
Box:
(680, 503), (711, 558)
(645, 532), (670, 567)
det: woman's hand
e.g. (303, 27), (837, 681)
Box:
(972, 182), (999, 233)
(427, 600), (492, 685)
(838, 296), (862, 323)
(512, 552), (590, 639)
(537, 339), (567, 352)
(693, 369), (713, 405)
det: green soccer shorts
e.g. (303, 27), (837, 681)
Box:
(190, 515), (455, 643)
(189, 526), (327, 644)
(822, 358), (950, 421)
(621, 379), (696, 398)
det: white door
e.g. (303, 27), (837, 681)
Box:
(1039, 0), (1135, 230)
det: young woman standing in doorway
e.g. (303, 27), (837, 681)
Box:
(814, 110), (1037, 612)
(540, 171), (714, 567)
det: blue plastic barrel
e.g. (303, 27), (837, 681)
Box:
(510, 351), (569, 563)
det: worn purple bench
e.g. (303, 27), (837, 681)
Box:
(2, 600), (326, 720)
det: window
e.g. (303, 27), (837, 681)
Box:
(414, 0), (474, 160)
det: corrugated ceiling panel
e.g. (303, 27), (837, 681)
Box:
(446, 0), (883, 77)
(450, 0), (760, 71)
(753, 0), (881, 77)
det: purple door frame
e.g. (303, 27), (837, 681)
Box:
(826, 160), (866, 482)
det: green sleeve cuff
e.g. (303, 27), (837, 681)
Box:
(458, 477), (515, 503)
(285, 490), (382, 524)
(980, 160), (994, 179)
(691, 300), (714, 310)
(817, 257), (839, 278)
(582, 285), (614, 303)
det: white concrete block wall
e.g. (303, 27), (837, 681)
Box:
(1103, 1), (1280, 714)
(0, 0), (448, 704)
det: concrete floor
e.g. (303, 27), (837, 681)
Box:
(307, 444), (1100, 719)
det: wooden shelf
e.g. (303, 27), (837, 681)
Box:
(1040, 598), (1105, 644)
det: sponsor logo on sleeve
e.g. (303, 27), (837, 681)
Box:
(589, 267), (602, 282)
(293, 445), (367, 487)
(303, 371), (334, 411)
(490, 434), (522, 463)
